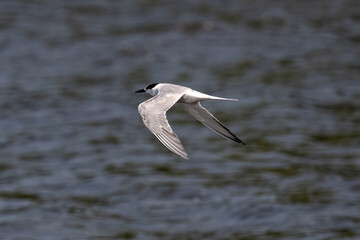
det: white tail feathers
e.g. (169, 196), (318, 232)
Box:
(212, 97), (238, 101)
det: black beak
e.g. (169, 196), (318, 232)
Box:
(135, 89), (146, 93)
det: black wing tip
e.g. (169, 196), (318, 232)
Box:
(210, 118), (246, 146)
(234, 137), (246, 145)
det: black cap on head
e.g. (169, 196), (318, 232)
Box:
(145, 83), (159, 90)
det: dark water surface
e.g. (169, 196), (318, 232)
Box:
(1, 1), (360, 239)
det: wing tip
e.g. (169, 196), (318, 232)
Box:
(234, 137), (246, 145)
(170, 149), (189, 160)
(175, 148), (190, 160)
(182, 154), (190, 160)
(155, 130), (190, 160)
(178, 150), (190, 160)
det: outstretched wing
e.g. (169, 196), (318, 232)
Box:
(183, 102), (246, 145)
(138, 87), (189, 159)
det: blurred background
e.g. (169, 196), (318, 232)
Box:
(0, 0), (360, 239)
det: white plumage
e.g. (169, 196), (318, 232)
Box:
(135, 83), (245, 159)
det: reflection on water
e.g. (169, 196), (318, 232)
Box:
(0, 0), (359, 239)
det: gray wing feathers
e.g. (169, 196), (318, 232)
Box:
(183, 102), (246, 145)
(138, 89), (189, 159)
(155, 129), (188, 160)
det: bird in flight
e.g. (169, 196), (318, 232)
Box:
(135, 83), (245, 159)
